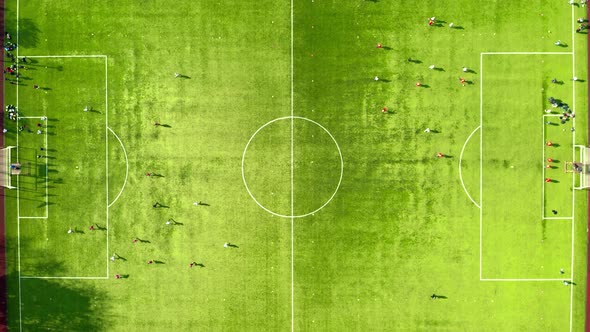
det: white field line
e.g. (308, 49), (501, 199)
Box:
(569, 5), (576, 332)
(459, 126), (481, 209)
(543, 217), (574, 220)
(16, 57), (110, 301)
(479, 52), (483, 281)
(16, 0), (22, 328)
(20, 55), (107, 58)
(241, 117), (343, 218)
(480, 51), (577, 291)
(290, 0), (295, 328)
(542, 116), (546, 220)
(45, 119), (48, 217)
(481, 52), (573, 55)
(16, 116), (44, 119)
(104, 56), (109, 278)
(481, 278), (572, 282)
(20, 276), (108, 280)
(106, 127), (128, 209)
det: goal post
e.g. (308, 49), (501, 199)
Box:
(1, 146), (16, 189)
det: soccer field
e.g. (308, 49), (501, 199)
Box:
(2, 0), (589, 331)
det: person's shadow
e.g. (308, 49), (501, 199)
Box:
(227, 243), (239, 248)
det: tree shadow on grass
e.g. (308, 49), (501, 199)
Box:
(19, 276), (111, 331)
(17, 18), (41, 49)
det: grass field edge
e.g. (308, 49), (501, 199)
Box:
(585, 5), (590, 331)
(0, 0), (6, 328)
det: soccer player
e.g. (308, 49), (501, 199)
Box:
(437, 152), (444, 158)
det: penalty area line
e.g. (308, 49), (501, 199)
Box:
(20, 55), (107, 58)
(20, 276), (109, 280)
(481, 278), (572, 282)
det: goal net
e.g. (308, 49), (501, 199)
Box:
(0, 146), (16, 189)
(570, 145), (590, 190)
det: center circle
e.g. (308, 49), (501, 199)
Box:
(241, 116), (343, 218)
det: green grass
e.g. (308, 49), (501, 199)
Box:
(3, 0), (588, 331)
